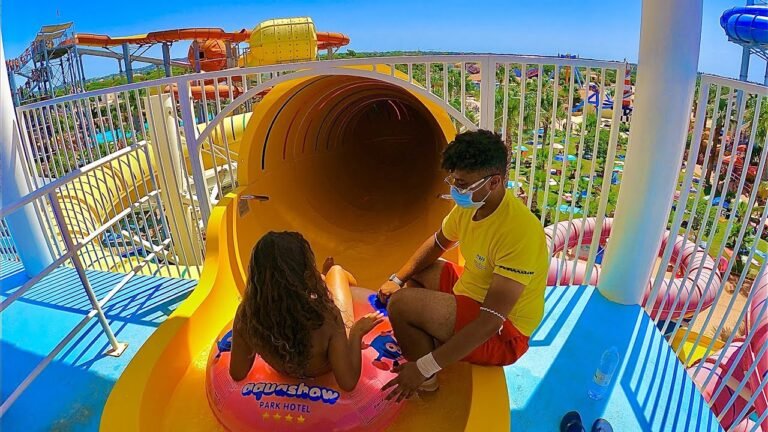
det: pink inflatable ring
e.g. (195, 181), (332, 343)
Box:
(206, 284), (405, 432)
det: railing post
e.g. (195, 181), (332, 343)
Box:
(479, 56), (496, 131)
(598, 0), (703, 304)
(48, 192), (127, 357)
(0, 29), (53, 275)
(177, 80), (212, 224)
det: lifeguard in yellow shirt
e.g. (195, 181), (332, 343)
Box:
(380, 129), (548, 402)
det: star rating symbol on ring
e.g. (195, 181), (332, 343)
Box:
(273, 413), (282, 421)
(297, 415), (306, 424)
(262, 412), (270, 420)
(285, 414), (293, 422)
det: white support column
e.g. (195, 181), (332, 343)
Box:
(598, 0), (703, 305)
(177, 80), (212, 224)
(0, 30), (54, 275)
(144, 94), (203, 265)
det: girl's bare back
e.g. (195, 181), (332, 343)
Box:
(230, 306), (344, 379)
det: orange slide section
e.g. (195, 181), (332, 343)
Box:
(71, 25), (349, 101)
(71, 29), (348, 50)
(73, 29), (250, 46)
(316, 32), (351, 49)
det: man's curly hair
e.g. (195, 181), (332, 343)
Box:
(441, 129), (509, 174)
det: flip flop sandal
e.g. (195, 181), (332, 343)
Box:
(592, 418), (614, 432)
(560, 411), (585, 432)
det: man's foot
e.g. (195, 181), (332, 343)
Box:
(322, 256), (334, 275)
(560, 411), (585, 432)
(591, 419), (613, 432)
(418, 375), (439, 392)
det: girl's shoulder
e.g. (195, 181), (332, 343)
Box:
(233, 303), (246, 331)
(319, 307), (346, 336)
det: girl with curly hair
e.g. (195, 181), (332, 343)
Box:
(229, 231), (383, 391)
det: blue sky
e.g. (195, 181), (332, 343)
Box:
(2, 0), (767, 82)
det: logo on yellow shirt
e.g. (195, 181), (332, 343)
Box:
(499, 264), (535, 276)
(473, 254), (487, 270)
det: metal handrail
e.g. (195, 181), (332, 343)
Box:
(0, 190), (128, 416)
(15, 54), (626, 112)
(0, 140), (169, 416)
(0, 141), (147, 219)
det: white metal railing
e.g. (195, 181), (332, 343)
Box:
(15, 55), (627, 234)
(14, 55), (768, 430)
(16, 82), (206, 278)
(0, 219), (19, 261)
(2, 90), (207, 414)
(6, 54), (631, 416)
(0, 174), (122, 413)
(654, 74), (768, 432)
(486, 60), (630, 288)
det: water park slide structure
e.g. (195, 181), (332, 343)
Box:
(721, 6), (768, 46)
(101, 69), (510, 431)
(689, 271), (768, 432)
(72, 30), (349, 51)
(546, 217), (768, 429)
(51, 148), (181, 275)
(545, 218), (722, 321)
(71, 18), (350, 101)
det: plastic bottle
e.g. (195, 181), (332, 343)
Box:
(588, 346), (620, 400)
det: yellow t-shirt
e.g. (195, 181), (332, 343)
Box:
(441, 189), (548, 336)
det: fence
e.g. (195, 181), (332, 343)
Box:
(654, 75), (768, 432)
(7, 55), (767, 430)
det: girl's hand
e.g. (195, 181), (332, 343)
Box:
(350, 312), (384, 338)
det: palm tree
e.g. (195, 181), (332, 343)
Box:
(703, 91), (733, 190)
(726, 202), (755, 277)
(530, 159), (549, 215)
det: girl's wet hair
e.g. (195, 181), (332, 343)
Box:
(240, 231), (336, 376)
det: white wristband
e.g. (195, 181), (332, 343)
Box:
(416, 352), (442, 378)
(434, 232), (447, 251)
(389, 273), (405, 287)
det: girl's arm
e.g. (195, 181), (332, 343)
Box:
(328, 311), (383, 391)
(229, 305), (257, 381)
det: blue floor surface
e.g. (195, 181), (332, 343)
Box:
(1, 259), (721, 431)
(0, 259), (197, 431)
(506, 285), (722, 432)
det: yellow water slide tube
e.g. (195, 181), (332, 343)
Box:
(54, 149), (170, 275)
(101, 70), (510, 431)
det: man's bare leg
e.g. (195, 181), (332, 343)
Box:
(387, 287), (456, 361)
(405, 258), (449, 290)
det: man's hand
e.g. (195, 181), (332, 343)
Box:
(377, 280), (401, 303)
(381, 362), (427, 402)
